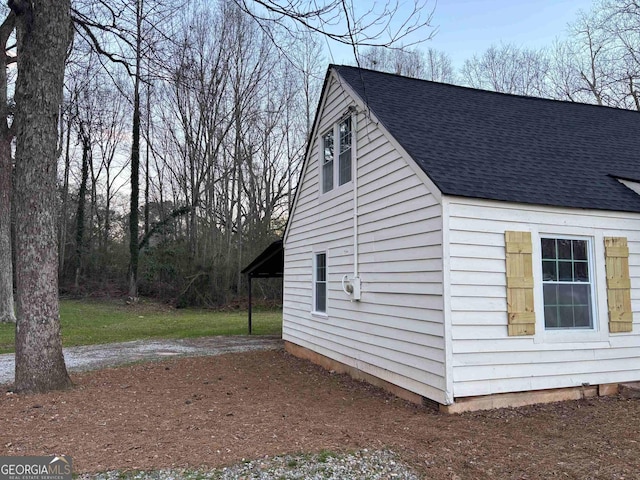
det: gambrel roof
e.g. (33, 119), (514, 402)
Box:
(334, 65), (640, 213)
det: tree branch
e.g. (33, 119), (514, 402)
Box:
(71, 14), (134, 76)
(138, 205), (195, 252)
(233, 0), (436, 48)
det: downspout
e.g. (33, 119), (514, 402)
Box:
(352, 106), (359, 280)
(341, 105), (361, 300)
(350, 106), (361, 300)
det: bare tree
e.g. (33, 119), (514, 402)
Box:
(461, 43), (551, 96)
(550, 1), (640, 110)
(599, 0), (640, 109)
(0, 11), (15, 324)
(280, 32), (324, 211)
(545, 40), (585, 102)
(94, 80), (129, 267)
(127, 0), (143, 299)
(602, 0), (640, 110)
(424, 48), (456, 82)
(74, 113), (91, 289)
(360, 45), (455, 82)
(72, 0), (178, 298)
(567, 10), (613, 105)
(12, 0), (72, 393)
(144, 0), (326, 304)
(58, 103), (74, 276)
(160, 0), (233, 260)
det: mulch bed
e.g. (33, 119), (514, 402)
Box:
(1, 349), (639, 479)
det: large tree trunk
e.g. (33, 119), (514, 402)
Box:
(12, 0), (72, 393)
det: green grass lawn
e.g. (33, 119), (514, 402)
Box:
(0, 299), (282, 354)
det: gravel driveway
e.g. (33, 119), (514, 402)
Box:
(0, 335), (283, 385)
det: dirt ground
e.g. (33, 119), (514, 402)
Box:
(1, 349), (639, 479)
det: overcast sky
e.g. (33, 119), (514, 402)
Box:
(325, 0), (596, 69)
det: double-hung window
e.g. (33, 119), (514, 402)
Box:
(314, 253), (327, 313)
(322, 132), (334, 193)
(321, 116), (352, 193)
(541, 237), (594, 329)
(338, 117), (352, 185)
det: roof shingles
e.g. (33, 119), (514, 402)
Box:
(334, 65), (640, 213)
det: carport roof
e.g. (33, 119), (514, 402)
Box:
(241, 240), (283, 278)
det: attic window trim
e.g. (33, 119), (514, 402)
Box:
(320, 114), (353, 195)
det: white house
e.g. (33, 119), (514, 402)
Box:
(282, 65), (640, 412)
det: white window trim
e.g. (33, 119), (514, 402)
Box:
(312, 250), (328, 317)
(319, 114), (353, 197)
(532, 230), (609, 344)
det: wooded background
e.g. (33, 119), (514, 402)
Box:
(3, 0), (638, 309)
(60, 0), (325, 306)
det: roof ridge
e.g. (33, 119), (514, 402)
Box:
(332, 64), (640, 116)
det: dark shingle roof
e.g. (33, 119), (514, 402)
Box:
(333, 65), (640, 213)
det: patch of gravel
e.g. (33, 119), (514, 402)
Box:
(78, 449), (419, 480)
(0, 336), (282, 385)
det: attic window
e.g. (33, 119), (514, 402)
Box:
(321, 115), (352, 193)
(322, 131), (334, 193)
(338, 117), (352, 185)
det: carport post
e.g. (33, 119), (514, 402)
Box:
(248, 274), (252, 335)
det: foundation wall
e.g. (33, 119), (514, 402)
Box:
(285, 341), (622, 414)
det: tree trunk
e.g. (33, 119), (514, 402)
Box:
(0, 13), (16, 324)
(144, 78), (150, 237)
(75, 132), (90, 290)
(13, 0), (72, 393)
(128, 0), (143, 299)
(0, 137), (15, 323)
(103, 179), (111, 263)
(58, 113), (72, 275)
(128, 77), (140, 298)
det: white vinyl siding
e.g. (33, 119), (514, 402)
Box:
(284, 74), (447, 404)
(447, 198), (640, 398)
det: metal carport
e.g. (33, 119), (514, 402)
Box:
(241, 240), (283, 334)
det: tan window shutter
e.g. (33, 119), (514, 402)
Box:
(605, 237), (633, 333)
(505, 231), (535, 336)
